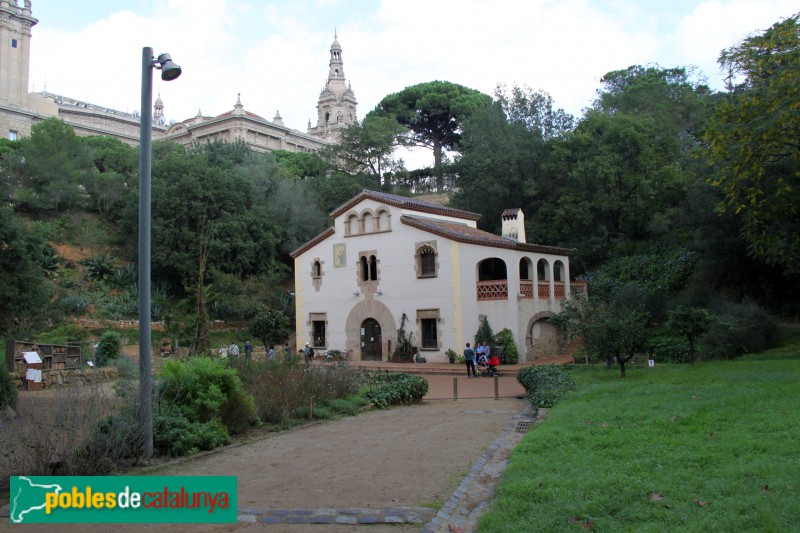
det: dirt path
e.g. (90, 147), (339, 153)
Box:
(5, 395), (527, 533)
(4, 372), (534, 532)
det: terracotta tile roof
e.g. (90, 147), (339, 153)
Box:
(289, 227), (336, 258)
(501, 208), (521, 218)
(330, 190), (481, 221)
(401, 216), (574, 255)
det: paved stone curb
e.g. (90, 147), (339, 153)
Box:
(237, 506), (436, 525)
(421, 405), (546, 533)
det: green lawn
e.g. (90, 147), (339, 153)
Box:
(480, 333), (800, 532)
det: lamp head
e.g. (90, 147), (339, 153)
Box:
(155, 53), (182, 81)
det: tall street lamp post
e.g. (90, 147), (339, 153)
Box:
(139, 47), (181, 457)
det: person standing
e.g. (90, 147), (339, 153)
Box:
(267, 344), (276, 361)
(303, 342), (315, 362)
(283, 342), (292, 363)
(244, 340), (253, 359)
(228, 341), (240, 358)
(463, 342), (477, 378)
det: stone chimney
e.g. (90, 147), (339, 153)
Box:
(501, 208), (526, 243)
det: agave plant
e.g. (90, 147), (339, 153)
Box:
(80, 254), (117, 282)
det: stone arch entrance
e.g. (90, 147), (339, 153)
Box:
(345, 299), (396, 361)
(525, 312), (563, 361)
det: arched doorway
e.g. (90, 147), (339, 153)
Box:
(528, 317), (561, 360)
(360, 318), (382, 360)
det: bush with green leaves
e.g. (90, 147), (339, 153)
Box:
(649, 335), (690, 363)
(1, 363), (18, 410)
(364, 372), (428, 408)
(700, 300), (779, 360)
(517, 365), (577, 412)
(495, 328), (519, 364)
(94, 330), (122, 366)
(154, 406), (230, 457)
(155, 356), (258, 456)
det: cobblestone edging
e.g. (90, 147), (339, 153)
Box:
(237, 506), (436, 525)
(421, 406), (546, 533)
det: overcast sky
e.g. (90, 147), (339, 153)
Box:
(26, 1), (796, 138)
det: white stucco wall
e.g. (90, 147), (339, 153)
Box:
(295, 197), (572, 362)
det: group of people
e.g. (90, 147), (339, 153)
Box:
(463, 341), (500, 377)
(222, 341), (292, 361)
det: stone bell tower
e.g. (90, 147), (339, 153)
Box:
(0, 0), (37, 138)
(308, 31), (357, 142)
(0, 0), (36, 106)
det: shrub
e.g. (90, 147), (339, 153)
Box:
(495, 328), (519, 364)
(230, 358), (361, 425)
(649, 335), (690, 363)
(517, 365), (577, 412)
(156, 356), (258, 456)
(57, 294), (89, 315)
(1, 363), (17, 410)
(701, 301), (779, 360)
(94, 331), (122, 366)
(364, 372), (428, 408)
(475, 314), (495, 346)
(326, 397), (358, 416)
(154, 406), (230, 457)
(72, 403), (142, 474)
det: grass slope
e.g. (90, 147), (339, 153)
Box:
(480, 333), (800, 532)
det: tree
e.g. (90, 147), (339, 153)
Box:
(0, 205), (53, 337)
(273, 150), (329, 179)
(536, 110), (685, 271)
(16, 118), (94, 212)
(248, 305), (292, 352)
(554, 294), (650, 378)
(666, 305), (714, 363)
(331, 114), (408, 187)
(453, 85), (572, 233)
(705, 14), (800, 275)
(595, 65), (710, 143)
(374, 81), (491, 190)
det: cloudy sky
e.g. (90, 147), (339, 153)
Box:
(27, 0), (797, 135)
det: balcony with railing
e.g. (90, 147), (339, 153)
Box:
(477, 280), (508, 301)
(519, 280), (533, 299)
(480, 279), (586, 302)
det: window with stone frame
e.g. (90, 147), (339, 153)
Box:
(415, 242), (438, 278)
(416, 309), (441, 350)
(310, 258), (324, 291)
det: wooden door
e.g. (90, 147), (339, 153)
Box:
(360, 318), (382, 361)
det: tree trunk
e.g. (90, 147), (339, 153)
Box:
(191, 215), (212, 356)
(433, 138), (443, 191)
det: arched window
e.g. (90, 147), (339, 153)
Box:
(554, 261), (565, 282)
(476, 258), (508, 301)
(416, 245), (437, 278)
(376, 209), (391, 232)
(363, 212), (374, 233)
(345, 214), (359, 236)
(369, 255), (378, 281)
(312, 260), (322, 277)
(360, 256), (369, 282)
